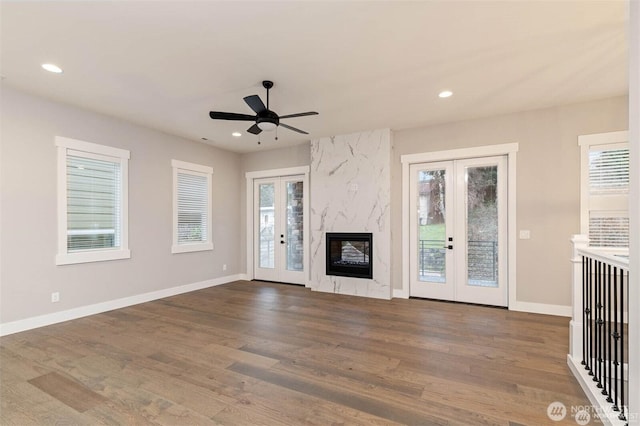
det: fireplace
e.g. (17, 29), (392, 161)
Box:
(326, 233), (373, 279)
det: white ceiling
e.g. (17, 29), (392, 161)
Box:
(0, 1), (628, 154)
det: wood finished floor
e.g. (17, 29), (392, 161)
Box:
(1, 281), (594, 425)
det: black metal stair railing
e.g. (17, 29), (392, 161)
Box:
(582, 255), (629, 424)
(418, 239), (497, 281)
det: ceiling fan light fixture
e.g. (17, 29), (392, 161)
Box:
(438, 90), (453, 98)
(257, 121), (277, 131)
(209, 79), (317, 136)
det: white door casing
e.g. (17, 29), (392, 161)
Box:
(409, 156), (507, 306)
(245, 167), (310, 286)
(401, 143), (518, 307)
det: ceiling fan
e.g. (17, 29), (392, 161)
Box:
(209, 80), (318, 135)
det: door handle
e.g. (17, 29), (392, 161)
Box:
(444, 245), (453, 250)
(280, 240), (286, 244)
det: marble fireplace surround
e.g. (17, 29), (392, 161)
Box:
(309, 128), (392, 299)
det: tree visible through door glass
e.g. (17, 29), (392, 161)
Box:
(417, 170), (446, 283)
(259, 183), (275, 269)
(466, 166), (498, 288)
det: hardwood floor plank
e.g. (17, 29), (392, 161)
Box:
(1, 281), (593, 425)
(216, 375), (403, 426)
(1, 379), (93, 425)
(28, 371), (107, 412)
(229, 361), (450, 425)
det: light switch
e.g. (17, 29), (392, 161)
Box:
(519, 230), (531, 239)
(350, 183), (359, 191)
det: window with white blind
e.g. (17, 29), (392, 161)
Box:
(172, 160), (213, 253)
(56, 137), (130, 265)
(579, 131), (629, 248)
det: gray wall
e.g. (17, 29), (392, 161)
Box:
(392, 96), (628, 306)
(1, 86), (627, 324)
(1, 87), (242, 323)
(238, 97), (627, 308)
(241, 144), (310, 173)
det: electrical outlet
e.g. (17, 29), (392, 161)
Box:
(519, 230), (531, 240)
(222, 264), (227, 271)
(51, 292), (60, 303)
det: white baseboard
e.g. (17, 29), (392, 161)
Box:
(393, 288), (409, 299)
(567, 355), (628, 426)
(510, 301), (572, 317)
(392, 289), (570, 316)
(0, 274), (246, 337)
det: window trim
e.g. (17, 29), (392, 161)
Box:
(578, 131), (629, 242)
(171, 159), (214, 254)
(55, 136), (131, 265)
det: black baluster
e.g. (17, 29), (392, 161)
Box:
(587, 257), (593, 374)
(602, 265), (616, 402)
(619, 268), (626, 422)
(598, 261), (604, 389)
(595, 260), (602, 388)
(582, 256), (587, 366)
(613, 266), (620, 413)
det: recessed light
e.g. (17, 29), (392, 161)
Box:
(232, 132), (242, 137)
(42, 63), (63, 74)
(438, 90), (453, 98)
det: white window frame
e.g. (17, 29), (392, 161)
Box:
(171, 159), (214, 254)
(55, 136), (131, 265)
(578, 130), (629, 246)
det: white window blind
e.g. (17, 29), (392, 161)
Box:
(67, 154), (121, 251)
(56, 136), (130, 265)
(177, 172), (208, 243)
(589, 148), (629, 194)
(588, 214), (629, 248)
(579, 131), (629, 248)
(172, 160), (213, 253)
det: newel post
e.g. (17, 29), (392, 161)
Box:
(569, 234), (589, 360)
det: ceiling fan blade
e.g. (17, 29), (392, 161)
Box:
(243, 95), (266, 114)
(209, 111), (255, 121)
(247, 124), (262, 135)
(279, 123), (309, 135)
(279, 111), (319, 119)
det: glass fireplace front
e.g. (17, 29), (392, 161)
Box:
(326, 232), (373, 279)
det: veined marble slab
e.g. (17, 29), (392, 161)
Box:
(310, 128), (391, 299)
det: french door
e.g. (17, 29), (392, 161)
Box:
(409, 156), (508, 306)
(253, 175), (306, 284)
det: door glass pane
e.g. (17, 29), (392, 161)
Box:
(286, 181), (304, 271)
(259, 183), (275, 269)
(466, 166), (498, 287)
(417, 169), (446, 283)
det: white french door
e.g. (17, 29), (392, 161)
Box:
(253, 175), (306, 285)
(409, 156), (508, 306)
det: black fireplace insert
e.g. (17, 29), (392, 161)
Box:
(326, 232), (373, 279)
